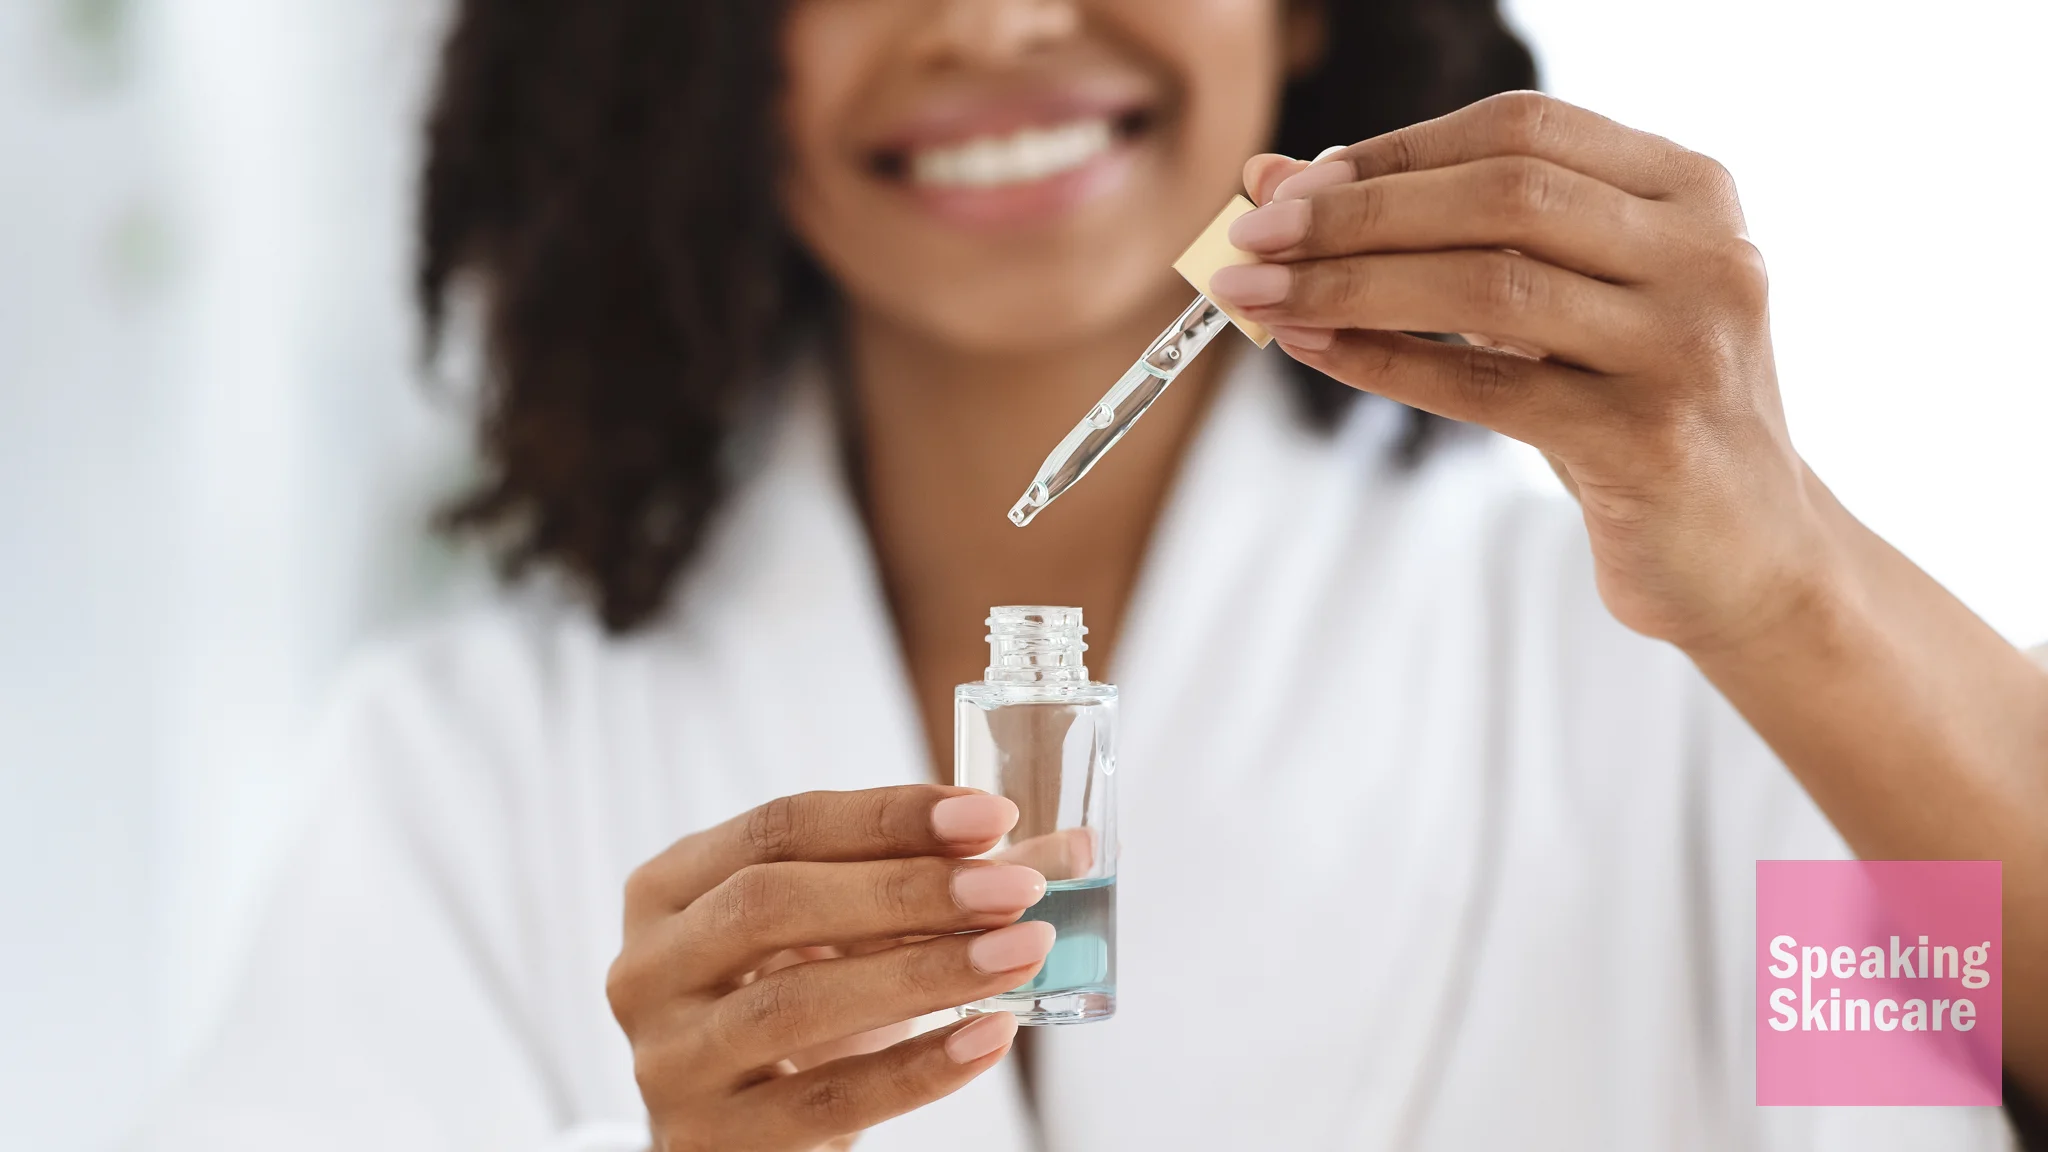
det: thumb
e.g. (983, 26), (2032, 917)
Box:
(1243, 153), (1311, 205)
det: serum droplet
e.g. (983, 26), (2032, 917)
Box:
(1086, 403), (1115, 428)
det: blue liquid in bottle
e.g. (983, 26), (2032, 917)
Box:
(1007, 876), (1116, 999)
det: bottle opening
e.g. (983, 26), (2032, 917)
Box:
(985, 606), (1088, 684)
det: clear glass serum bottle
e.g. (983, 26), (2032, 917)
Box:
(956, 606), (1118, 1025)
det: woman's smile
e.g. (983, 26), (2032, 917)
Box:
(864, 77), (1162, 229)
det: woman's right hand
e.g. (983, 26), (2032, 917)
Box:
(606, 785), (1055, 1152)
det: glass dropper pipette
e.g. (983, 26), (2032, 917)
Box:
(1007, 293), (1237, 527)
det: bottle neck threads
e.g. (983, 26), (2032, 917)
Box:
(984, 606), (1089, 684)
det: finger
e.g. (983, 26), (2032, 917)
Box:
(651, 858), (1046, 988)
(1244, 152), (1311, 205)
(1209, 250), (1655, 373)
(1274, 92), (1719, 205)
(751, 946), (933, 1073)
(738, 1013), (1019, 1149)
(1232, 157), (1669, 285)
(1278, 328), (1609, 452)
(704, 921), (1054, 1072)
(624, 787), (1019, 924)
(785, 1012), (920, 1072)
(1267, 324), (1337, 352)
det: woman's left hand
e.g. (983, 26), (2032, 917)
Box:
(1212, 92), (1827, 654)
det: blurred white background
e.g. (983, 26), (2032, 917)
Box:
(1, 0), (2042, 1147)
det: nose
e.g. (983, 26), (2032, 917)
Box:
(927, 0), (1082, 65)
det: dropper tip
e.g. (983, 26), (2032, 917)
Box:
(1009, 478), (1052, 527)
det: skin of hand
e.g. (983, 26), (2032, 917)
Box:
(1214, 90), (2048, 1096)
(1220, 91), (1812, 655)
(606, 786), (1055, 1152)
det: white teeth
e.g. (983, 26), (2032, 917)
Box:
(909, 118), (1116, 189)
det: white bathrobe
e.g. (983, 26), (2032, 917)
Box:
(144, 352), (2017, 1151)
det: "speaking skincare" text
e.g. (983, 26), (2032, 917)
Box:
(1764, 934), (1990, 1033)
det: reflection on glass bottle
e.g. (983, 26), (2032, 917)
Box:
(955, 606), (1117, 1025)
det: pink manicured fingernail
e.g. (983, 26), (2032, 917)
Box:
(931, 794), (1018, 843)
(1207, 262), (1292, 308)
(968, 920), (1056, 974)
(945, 1012), (1018, 1064)
(1272, 159), (1355, 201)
(1228, 199), (1310, 252)
(952, 865), (1047, 913)
(1266, 324), (1334, 351)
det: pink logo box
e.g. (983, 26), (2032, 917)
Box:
(1756, 860), (2001, 1106)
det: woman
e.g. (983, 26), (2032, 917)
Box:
(150, 1), (2046, 1149)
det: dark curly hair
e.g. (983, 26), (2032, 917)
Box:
(420, 1), (1538, 633)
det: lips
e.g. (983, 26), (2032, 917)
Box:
(864, 84), (1158, 227)
(908, 117), (1118, 189)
